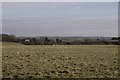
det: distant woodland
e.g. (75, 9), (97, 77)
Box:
(0, 34), (119, 45)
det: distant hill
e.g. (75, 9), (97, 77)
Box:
(32, 36), (113, 42)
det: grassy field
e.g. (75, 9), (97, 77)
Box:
(2, 42), (119, 78)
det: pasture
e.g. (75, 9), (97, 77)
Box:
(2, 42), (119, 78)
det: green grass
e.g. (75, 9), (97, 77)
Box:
(2, 42), (119, 78)
(2, 42), (23, 46)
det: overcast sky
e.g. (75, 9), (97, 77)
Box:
(1, 0), (119, 2)
(2, 2), (118, 37)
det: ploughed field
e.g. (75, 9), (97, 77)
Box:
(2, 42), (119, 78)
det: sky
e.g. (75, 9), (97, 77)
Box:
(0, 2), (1, 34)
(2, 2), (118, 37)
(1, 0), (120, 2)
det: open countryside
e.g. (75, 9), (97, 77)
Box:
(2, 42), (119, 78)
(2, 2), (119, 79)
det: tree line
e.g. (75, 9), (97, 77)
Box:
(1, 34), (119, 45)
